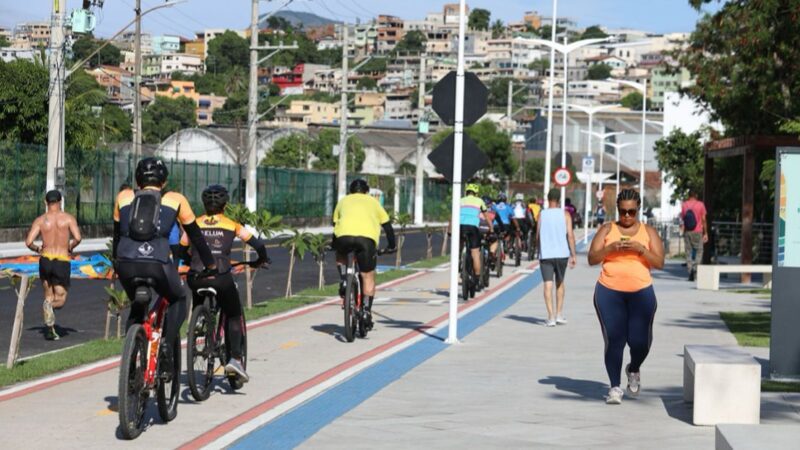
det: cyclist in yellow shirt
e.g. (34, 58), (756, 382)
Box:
(332, 179), (396, 329)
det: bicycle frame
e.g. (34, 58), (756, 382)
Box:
(142, 296), (169, 386)
(346, 253), (363, 311)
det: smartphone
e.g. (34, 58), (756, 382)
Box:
(620, 236), (631, 242)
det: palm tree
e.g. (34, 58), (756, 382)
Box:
(491, 19), (506, 39)
(423, 225), (434, 260)
(308, 233), (329, 289)
(393, 213), (413, 268)
(281, 229), (313, 297)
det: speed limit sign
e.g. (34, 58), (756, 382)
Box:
(553, 167), (571, 187)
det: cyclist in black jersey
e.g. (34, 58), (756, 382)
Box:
(180, 185), (269, 382)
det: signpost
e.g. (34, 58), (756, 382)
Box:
(553, 167), (572, 187)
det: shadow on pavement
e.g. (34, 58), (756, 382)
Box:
(311, 324), (348, 343)
(373, 312), (444, 342)
(662, 312), (728, 331)
(652, 263), (690, 282)
(538, 376), (607, 401)
(104, 395), (119, 412)
(27, 324), (78, 339)
(660, 393), (693, 425)
(505, 314), (547, 326)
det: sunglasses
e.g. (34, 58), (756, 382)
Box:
(618, 208), (638, 217)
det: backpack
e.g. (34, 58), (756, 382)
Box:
(684, 209), (697, 231)
(128, 190), (162, 241)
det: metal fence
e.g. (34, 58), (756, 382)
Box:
(711, 221), (773, 264)
(0, 142), (452, 228)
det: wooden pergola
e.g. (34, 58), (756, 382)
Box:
(704, 136), (800, 279)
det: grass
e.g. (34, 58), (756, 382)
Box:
(762, 379), (800, 393)
(0, 265), (429, 388)
(0, 339), (123, 387)
(406, 255), (449, 269)
(719, 311), (771, 348)
(731, 289), (771, 295)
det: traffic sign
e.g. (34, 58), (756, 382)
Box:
(427, 133), (489, 183)
(582, 156), (595, 174)
(553, 167), (572, 187)
(432, 71), (488, 126)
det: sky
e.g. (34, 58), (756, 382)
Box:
(1, 0), (724, 38)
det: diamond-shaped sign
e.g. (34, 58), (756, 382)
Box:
(432, 71), (488, 127)
(427, 132), (489, 183)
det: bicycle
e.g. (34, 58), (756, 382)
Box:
(186, 262), (259, 401)
(494, 231), (506, 278)
(479, 233), (492, 290)
(118, 278), (181, 440)
(511, 228), (523, 267)
(342, 247), (394, 343)
(459, 237), (477, 300)
(527, 224), (537, 262)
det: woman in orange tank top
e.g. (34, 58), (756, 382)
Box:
(587, 189), (665, 405)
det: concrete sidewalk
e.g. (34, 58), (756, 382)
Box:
(299, 259), (800, 449)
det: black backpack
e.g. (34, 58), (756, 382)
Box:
(684, 209), (697, 231)
(128, 190), (162, 241)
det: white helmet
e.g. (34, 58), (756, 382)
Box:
(515, 193), (525, 201)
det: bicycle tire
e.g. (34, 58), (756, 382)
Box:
(495, 244), (504, 278)
(461, 247), (469, 300)
(118, 324), (148, 440)
(343, 270), (357, 342)
(227, 312), (248, 390)
(481, 248), (490, 288)
(515, 237), (522, 267)
(187, 304), (214, 401)
(156, 336), (180, 422)
(528, 233), (535, 261)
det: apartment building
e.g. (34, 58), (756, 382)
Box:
(377, 15), (404, 54)
(0, 47), (37, 62)
(151, 35), (181, 55)
(651, 66), (691, 111)
(87, 65), (134, 104)
(14, 22), (50, 48)
(273, 100), (341, 129)
(567, 80), (621, 104)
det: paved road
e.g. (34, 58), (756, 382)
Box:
(0, 230), (447, 359)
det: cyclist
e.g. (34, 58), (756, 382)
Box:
(113, 157), (217, 373)
(332, 179), (396, 330)
(511, 193), (531, 252)
(459, 184), (491, 290)
(482, 195), (504, 267)
(180, 184), (269, 383)
(493, 192), (514, 252)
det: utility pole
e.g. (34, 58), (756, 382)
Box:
(337, 24), (350, 200)
(133, 0), (142, 158)
(246, 0), (260, 211)
(413, 55), (427, 225)
(506, 79), (513, 136)
(560, 36), (568, 209)
(46, 0), (66, 192)
(542, 0), (558, 208)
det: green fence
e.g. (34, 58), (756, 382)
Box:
(0, 143), (453, 228)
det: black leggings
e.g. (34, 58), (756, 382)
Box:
(188, 272), (244, 360)
(593, 283), (657, 388)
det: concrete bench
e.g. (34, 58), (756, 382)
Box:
(716, 424), (800, 450)
(696, 265), (772, 290)
(683, 345), (761, 426)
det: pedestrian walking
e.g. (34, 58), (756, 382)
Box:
(596, 204), (606, 226)
(25, 190), (82, 340)
(681, 191), (708, 281)
(588, 189), (665, 404)
(536, 189), (577, 327)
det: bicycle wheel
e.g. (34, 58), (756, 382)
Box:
(187, 304), (215, 401)
(461, 248), (469, 300)
(481, 248), (490, 288)
(528, 232), (535, 261)
(118, 324), (148, 440)
(226, 313), (248, 390)
(156, 336), (180, 422)
(495, 244), (504, 278)
(343, 270), (357, 342)
(515, 237), (522, 267)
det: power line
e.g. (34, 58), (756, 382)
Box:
(347, 0), (378, 18)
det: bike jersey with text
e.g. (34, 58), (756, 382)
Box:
(180, 214), (253, 273)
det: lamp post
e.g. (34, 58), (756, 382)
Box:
(605, 141), (636, 219)
(608, 77), (648, 221)
(530, 35), (610, 209)
(580, 129), (624, 191)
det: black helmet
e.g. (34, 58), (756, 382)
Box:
(202, 184), (229, 215)
(135, 157), (169, 188)
(349, 178), (369, 194)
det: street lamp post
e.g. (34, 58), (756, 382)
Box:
(608, 78), (648, 221)
(605, 141), (636, 219)
(580, 129), (624, 191)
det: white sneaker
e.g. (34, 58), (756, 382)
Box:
(225, 359), (250, 383)
(545, 319), (556, 327)
(43, 300), (55, 327)
(626, 364), (640, 396)
(556, 316), (567, 324)
(606, 386), (624, 405)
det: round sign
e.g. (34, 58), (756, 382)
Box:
(553, 168), (572, 187)
(596, 189), (605, 201)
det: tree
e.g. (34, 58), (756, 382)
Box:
(206, 31), (249, 73)
(491, 20), (506, 39)
(100, 105), (132, 143)
(525, 158), (546, 183)
(392, 213), (413, 268)
(654, 129), (704, 201)
(528, 58), (550, 75)
(141, 96), (196, 144)
(308, 233), (329, 289)
(488, 78), (527, 107)
(394, 30), (427, 55)
(310, 129), (364, 172)
(433, 120), (517, 181)
(262, 133), (313, 168)
(678, 0), (800, 135)
(580, 25), (608, 40)
(0, 36), (10, 47)
(70, 35), (122, 68)
(537, 25), (565, 39)
(356, 77), (378, 91)
(468, 8), (491, 31)
(281, 229), (313, 297)
(586, 63), (612, 80)
(620, 92), (650, 111)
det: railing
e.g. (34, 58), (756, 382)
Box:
(711, 221), (773, 264)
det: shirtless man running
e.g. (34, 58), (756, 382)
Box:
(25, 190), (82, 340)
